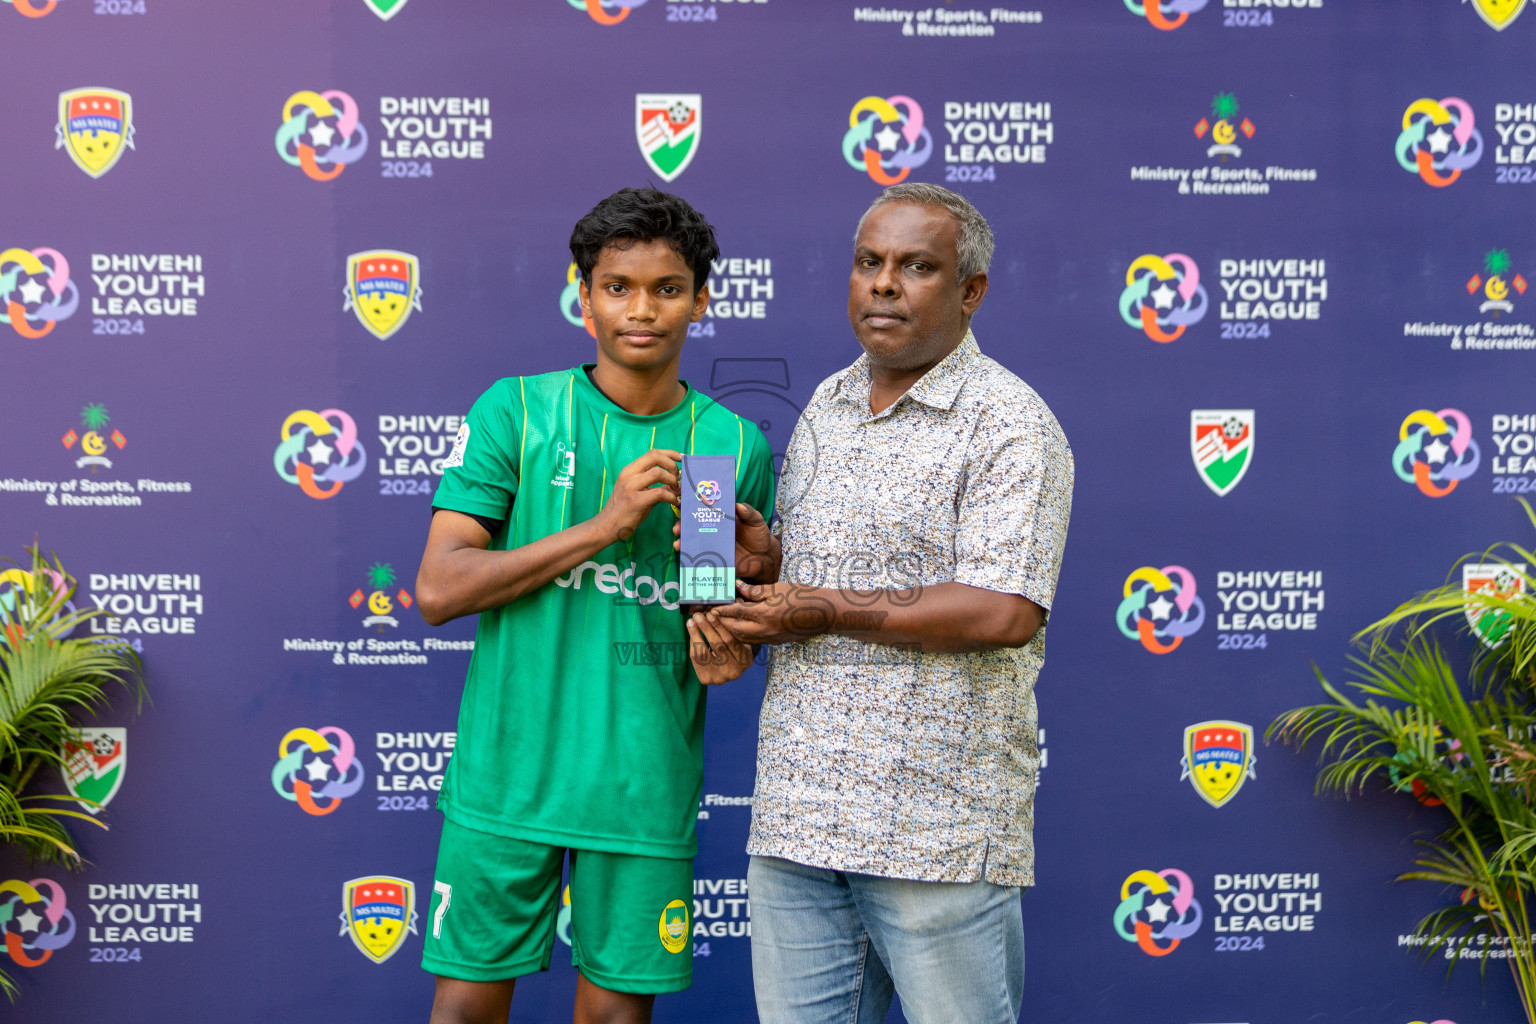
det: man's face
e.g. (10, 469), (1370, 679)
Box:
(848, 202), (986, 371)
(580, 239), (708, 374)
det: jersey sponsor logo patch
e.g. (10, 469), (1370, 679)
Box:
(659, 898), (689, 953)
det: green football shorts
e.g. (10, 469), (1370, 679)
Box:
(422, 816), (694, 993)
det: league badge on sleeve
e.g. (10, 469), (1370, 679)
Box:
(60, 727), (125, 814)
(340, 876), (417, 963)
(1180, 721), (1254, 808)
(1190, 410), (1253, 496)
(56, 89), (135, 179)
(636, 94), (700, 183)
(344, 251), (422, 340)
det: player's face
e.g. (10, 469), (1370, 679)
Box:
(848, 202), (987, 372)
(580, 240), (708, 375)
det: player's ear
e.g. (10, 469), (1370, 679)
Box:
(578, 278), (593, 320)
(691, 282), (710, 323)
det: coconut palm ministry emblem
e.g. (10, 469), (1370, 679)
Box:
(1463, 562), (1527, 647)
(345, 251), (422, 340)
(1470, 0), (1527, 30)
(1194, 93), (1254, 160)
(60, 727), (126, 814)
(56, 88), (135, 179)
(1190, 410), (1253, 496)
(636, 95), (700, 183)
(352, 562), (413, 629)
(1468, 249), (1526, 316)
(1179, 721), (1254, 808)
(340, 876), (417, 964)
(61, 402), (126, 471)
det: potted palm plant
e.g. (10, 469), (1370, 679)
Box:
(0, 545), (143, 999)
(1269, 500), (1536, 1023)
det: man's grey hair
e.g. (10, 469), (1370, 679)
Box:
(855, 183), (995, 283)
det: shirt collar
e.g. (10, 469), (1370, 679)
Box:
(831, 330), (982, 414)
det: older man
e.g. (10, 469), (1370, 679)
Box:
(717, 183), (1074, 1024)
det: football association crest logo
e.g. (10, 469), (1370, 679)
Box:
(1117, 565), (1205, 653)
(0, 879), (76, 967)
(1468, 0), (1527, 29)
(571, 0), (646, 23)
(274, 408), (367, 499)
(364, 0), (408, 19)
(1397, 97), (1483, 187)
(1393, 408), (1480, 497)
(1124, 0), (1206, 30)
(0, 247), (77, 338)
(56, 89), (134, 179)
(352, 562), (412, 629)
(844, 96), (932, 186)
(62, 402), (126, 470)
(276, 90), (368, 181)
(340, 876), (417, 963)
(344, 251), (422, 340)
(636, 94), (700, 182)
(658, 899), (689, 954)
(1194, 93), (1254, 160)
(1190, 410), (1253, 496)
(61, 727), (125, 815)
(1113, 869), (1202, 956)
(1468, 249), (1525, 316)
(1464, 562), (1527, 647)
(271, 726), (365, 816)
(1120, 254), (1208, 343)
(1180, 722), (1254, 808)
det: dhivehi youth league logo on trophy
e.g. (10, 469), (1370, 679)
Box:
(1464, 563), (1527, 647)
(636, 94), (700, 182)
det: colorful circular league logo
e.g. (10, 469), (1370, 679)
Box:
(1393, 408), (1480, 497)
(0, 878), (77, 967)
(1396, 98), (1483, 188)
(1113, 869), (1202, 957)
(4, 0), (61, 17)
(1123, 0), (1207, 31)
(270, 727), (365, 816)
(275, 90), (369, 182)
(695, 480), (721, 506)
(274, 409), (367, 500)
(658, 898), (689, 954)
(0, 247), (78, 339)
(561, 262), (596, 338)
(843, 96), (932, 186)
(1117, 565), (1204, 654)
(1120, 253), (1208, 343)
(568, 0), (646, 25)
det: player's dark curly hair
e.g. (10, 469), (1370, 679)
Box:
(569, 187), (719, 295)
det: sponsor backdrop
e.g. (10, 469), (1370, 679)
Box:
(0, 0), (1532, 1021)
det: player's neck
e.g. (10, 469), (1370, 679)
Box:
(589, 357), (687, 417)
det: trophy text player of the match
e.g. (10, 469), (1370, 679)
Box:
(413, 188), (775, 1024)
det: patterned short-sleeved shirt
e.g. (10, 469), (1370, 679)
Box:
(747, 331), (1074, 886)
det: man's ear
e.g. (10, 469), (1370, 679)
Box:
(578, 278), (593, 320)
(691, 283), (711, 323)
(961, 272), (989, 317)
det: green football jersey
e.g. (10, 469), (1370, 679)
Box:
(432, 366), (775, 858)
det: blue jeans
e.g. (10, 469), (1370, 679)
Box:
(748, 855), (1025, 1024)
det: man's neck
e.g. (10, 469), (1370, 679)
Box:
(866, 330), (966, 416)
(590, 358), (687, 416)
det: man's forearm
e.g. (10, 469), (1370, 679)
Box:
(794, 581), (1042, 653)
(417, 518), (615, 625)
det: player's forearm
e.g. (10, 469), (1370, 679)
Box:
(817, 581), (1042, 653)
(417, 518), (612, 624)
